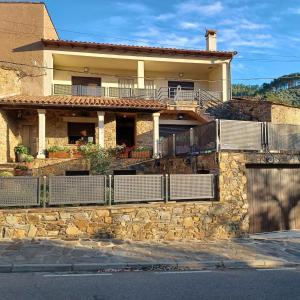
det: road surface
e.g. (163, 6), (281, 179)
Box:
(0, 268), (299, 299)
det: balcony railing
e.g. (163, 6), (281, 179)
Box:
(52, 84), (222, 106)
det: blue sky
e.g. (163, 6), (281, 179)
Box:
(43, 0), (300, 85)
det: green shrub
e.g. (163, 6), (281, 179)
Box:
(79, 143), (111, 175)
(132, 146), (151, 152)
(14, 145), (29, 154)
(47, 146), (70, 153)
(0, 171), (14, 177)
(15, 165), (28, 171)
(24, 155), (34, 163)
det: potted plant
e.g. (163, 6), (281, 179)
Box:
(115, 144), (130, 159)
(14, 165), (29, 176)
(14, 145), (29, 162)
(131, 146), (152, 159)
(24, 155), (34, 169)
(47, 146), (70, 159)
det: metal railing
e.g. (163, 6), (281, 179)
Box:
(53, 84), (106, 97)
(52, 84), (221, 106)
(0, 177), (40, 207)
(267, 123), (300, 151)
(219, 120), (264, 151)
(175, 131), (191, 155)
(160, 119), (300, 157)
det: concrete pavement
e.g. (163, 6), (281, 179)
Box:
(0, 230), (299, 273)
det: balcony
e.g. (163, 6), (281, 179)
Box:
(52, 84), (222, 107)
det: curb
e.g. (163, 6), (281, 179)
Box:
(0, 260), (299, 274)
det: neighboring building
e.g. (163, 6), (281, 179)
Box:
(262, 73), (300, 91)
(0, 2), (236, 166)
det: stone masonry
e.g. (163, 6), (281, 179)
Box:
(0, 201), (245, 241)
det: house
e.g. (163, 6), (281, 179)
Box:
(0, 2), (236, 169)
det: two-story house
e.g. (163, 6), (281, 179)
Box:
(0, 2), (236, 167)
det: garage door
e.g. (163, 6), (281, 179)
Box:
(246, 165), (300, 233)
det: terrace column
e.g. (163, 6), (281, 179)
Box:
(152, 112), (160, 158)
(97, 111), (105, 148)
(137, 60), (145, 89)
(37, 109), (46, 159)
(222, 63), (229, 102)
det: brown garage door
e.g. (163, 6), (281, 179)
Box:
(246, 165), (300, 233)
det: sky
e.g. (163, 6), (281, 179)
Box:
(42, 0), (300, 85)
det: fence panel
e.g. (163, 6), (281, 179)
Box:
(0, 177), (40, 207)
(193, 121), (217, 152)
(169, 174), (215, 200)
(267, 123), (300, 151)
(114, 175), (165, 203)
(175, 131), (190, 155)
(48, 176), (106, 205)
(219, 120), (263, 151)
(160, 135), (174, 157)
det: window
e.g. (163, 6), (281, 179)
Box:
(71, 76), (102, 96)
(168, 81), (194, 98)
(118, 78), (134, 88)
(67, 122), (95, 145)
(145, 79), (154, 90)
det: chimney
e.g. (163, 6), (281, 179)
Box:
(205, 29), (217, 51)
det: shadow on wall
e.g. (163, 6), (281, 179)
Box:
(250, 168), (300, 233)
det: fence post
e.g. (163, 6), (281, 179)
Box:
(172, 134), (176, 157)
(108, 175), (112, 207)
(43, 176), (47, 208)
(190, 127), (194, 152)
(215, 119), (220, 152)
(165, 174), (169, 203)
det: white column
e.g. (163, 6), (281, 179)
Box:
(137, 60), (145, 89)
(37, 109), (46, 159)
(152, 112), (160, 158)
(97, 111), (105, 148)
(221, 62), (229, 102)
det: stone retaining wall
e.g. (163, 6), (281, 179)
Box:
(0, 201), (245, 241)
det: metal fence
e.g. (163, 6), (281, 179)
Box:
(169, 174), (215, 200)
(175, 131), (191, 155)
(267, 123), (300, 151)
(114, 175), (165, 203)
(0, 174), (215, 208)
(48, 175), (106, 205)
(192, 121), (217, 152)
(219, 120), (264, 151)
(0, 177), (40, 207)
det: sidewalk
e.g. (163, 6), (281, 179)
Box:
(0, 231), (300, 273)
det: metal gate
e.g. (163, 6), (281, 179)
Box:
(246, 165), (300, 233)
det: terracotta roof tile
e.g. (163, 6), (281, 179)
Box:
(42, 39), (237, 58)
(0, 95), (166, 111)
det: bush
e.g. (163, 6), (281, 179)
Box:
(15, 165), (28, 171)
(47, 146), (70, 153)
(0, 171), (14, 177)
(79, 143), (111, 175)
(24, 155), (34, 163)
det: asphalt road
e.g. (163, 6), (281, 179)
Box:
(0, 268), (299, 300)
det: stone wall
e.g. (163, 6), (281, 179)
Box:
(0, 201), (244, 240)
(0, 110), (20, 163)
(229, 99), (300, 125)
(136, 113), (153, 148)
